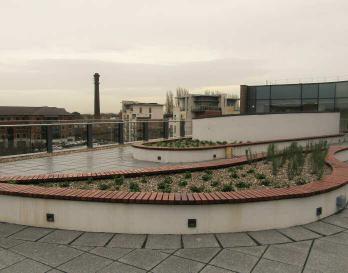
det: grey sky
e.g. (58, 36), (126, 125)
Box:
(1, 0), (347, 113)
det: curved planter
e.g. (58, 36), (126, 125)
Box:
(131, 134), (344, 163)
(0, 146), (347, 234)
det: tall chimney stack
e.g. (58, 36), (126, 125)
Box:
(94, 73), (100, 119)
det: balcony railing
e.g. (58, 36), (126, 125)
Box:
(0, 120), (192, 157)
(191, 106), (221, 112)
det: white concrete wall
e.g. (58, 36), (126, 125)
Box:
(192, 113), (340, 142)
(0, 184), (346, 234)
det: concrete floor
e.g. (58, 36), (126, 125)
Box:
(0, 208), (346, 272)
(0, 146), (173, 177)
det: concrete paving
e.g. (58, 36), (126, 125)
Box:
(0, 146), (174, 176)
(0, 208), (347, 272)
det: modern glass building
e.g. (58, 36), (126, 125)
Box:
(240, 80), (348, 130)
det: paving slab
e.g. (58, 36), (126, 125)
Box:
(145, 234), (181, 249)
(210, 249), (259, 273)
(107, 234), (146, 248)
(0, 237), (24, 249)
(252, 258), (302, 273)
(58, 253), (112, 273)
(303, 221), (344, 235)
(216, 233), (257, 248)
(120, 249), (169, 271)
(90, 247), (133, 260)
(10, 241), (82, 267)
(152, 255), (205, 273)
(39, 229), (83, 244)
(182, 234), (220, 248)
(278, 226), (321, 241)
(200, 265), (235, 273)
(46, 270), (65, 273)
(0, 258), (52, 273)
(321, 215), (348, 228)
(231, 245), (267, 257)
(175, 247), (220, 263)
(248, 230), (292, 245)
(304, 239), (348, 273)
(98, 261), (146, 273)
(71, 232), (113, 247)
(320, 230), (348, 246)
(9, 227), (54, 241)
(70, 245), (95, 252)
(0, 223), (26, 237)
(0, 248), (25, 270)
(263, 241), (312, 267)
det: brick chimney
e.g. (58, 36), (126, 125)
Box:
(94, 73), (100, 119)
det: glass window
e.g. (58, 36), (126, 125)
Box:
(319, 83), (335, 98)
(302, 84), (318, 99)
(302, 99), (318, 112)
(335, 98), (348, 111)
(247, 87), (256, 100)
(336, 82), (348, 98)
(256, 86), (270, 99)
(270, 99), (301, 113)
(318, 99), (334, 111)
(271, 84), (301, 99)
(256, 100), (270, 113)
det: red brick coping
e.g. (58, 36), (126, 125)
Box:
(132, 134), (344, 151)
(0, 146), (347, 204)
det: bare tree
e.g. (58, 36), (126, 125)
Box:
(176, 87), (189, 98)
(165, 90), (174, 114)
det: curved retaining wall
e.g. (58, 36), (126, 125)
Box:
(132, 134), (344, 163)
(0, 146), (347, 234)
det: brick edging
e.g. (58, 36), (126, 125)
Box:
(0, 146), (347, 205)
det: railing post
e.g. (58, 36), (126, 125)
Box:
(118, 122), (124, 144)
(142, 122), (149, 141)
(46, 125), (53, 153)
(7, 127), (14, 150)
(180, 120), (185, 138)
(87, 123), (93, 148)
(163, 120), (169, 139)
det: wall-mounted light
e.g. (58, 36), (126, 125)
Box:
(46, 213), (55, 222)
(316, 207), (322, 216)
(188, 219), (197, 228)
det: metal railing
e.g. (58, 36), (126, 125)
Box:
(0, 120), (192, 157)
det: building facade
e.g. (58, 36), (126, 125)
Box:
(121, 101), (164, 141)
(173, 93), (239, 137)
(240, 80), (348, 131)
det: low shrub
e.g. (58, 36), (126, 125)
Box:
(114, 175), (124, 186)
(129, 181), (140, 192)
(221, 183), (234, 192)
(204, 169), (213, 175)
(236, 165), (244, 170)
(202, 173), (212, 181)
(211, 180), (220, 187)
(235, 181), (251, 189)
(179, 179), (188, 187)
(140, 177), (148, 184)
(164, 177), (173, 184)
(60, 181), (70, 188)
(261, 178), (271, 186)
(230, 172), (239, 179)
(98, 183), (109, 190)
(190, 185), (205, 193)
(184, 171), (192, 179)
(87, 177), (93, 184)
(255, 173), (266, 180)
(295, 177), (308, 185)
(247, 168), (255, 174)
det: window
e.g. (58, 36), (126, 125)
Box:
(256, 86), (270, 99)
(336, 82), (348, 98)
(319, 83), (335, 98)
(271, 85), (301, 99)
(256, 100), (269, 113)
(149, 107), (152, 113)
(302, 84), (318, 99)
(270, 99), (301, 113)
(139, 107), (142, 113)
(318, 99), (335, 111)
(302, 99), (318, 112)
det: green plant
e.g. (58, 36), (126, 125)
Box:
(163, 177), (173, 184)
(8, 180), (17, 184)
(230, 172), (239, 179)
(179, 179), (188, 187)
(309, 141), (329, 179)
(184, 171), (192, 179)
(266, 143), (276, 162)
(204, 169), (213, 175)
(261, 178), (271, 186)
(87, 177), (93, 184)
(295, 177), (308, 185)
(236, 165), (244, 170)
(60, 181), (70, 188)
(246, 168), (255, 174)
(202, 173), (212, 181)
(129, 181), (140, 192)
(235, 181), (251, 189)
(158, 178), (173, 192)
(114, 175), (124, 186)
(245, 148), (257, 165)
(98, 183), (109, 190)
(221, 183), (234, 192)
(190, 185), (204, 193)
(140, 177), (148, 184)
(255, 173), (266, 180)
(211, 180), (220, 187)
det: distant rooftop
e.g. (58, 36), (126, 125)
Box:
(122, 101), (163, 106)
(0, 106), (72, 116)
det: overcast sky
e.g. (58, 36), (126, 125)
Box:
(1, 0), (347, 113)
